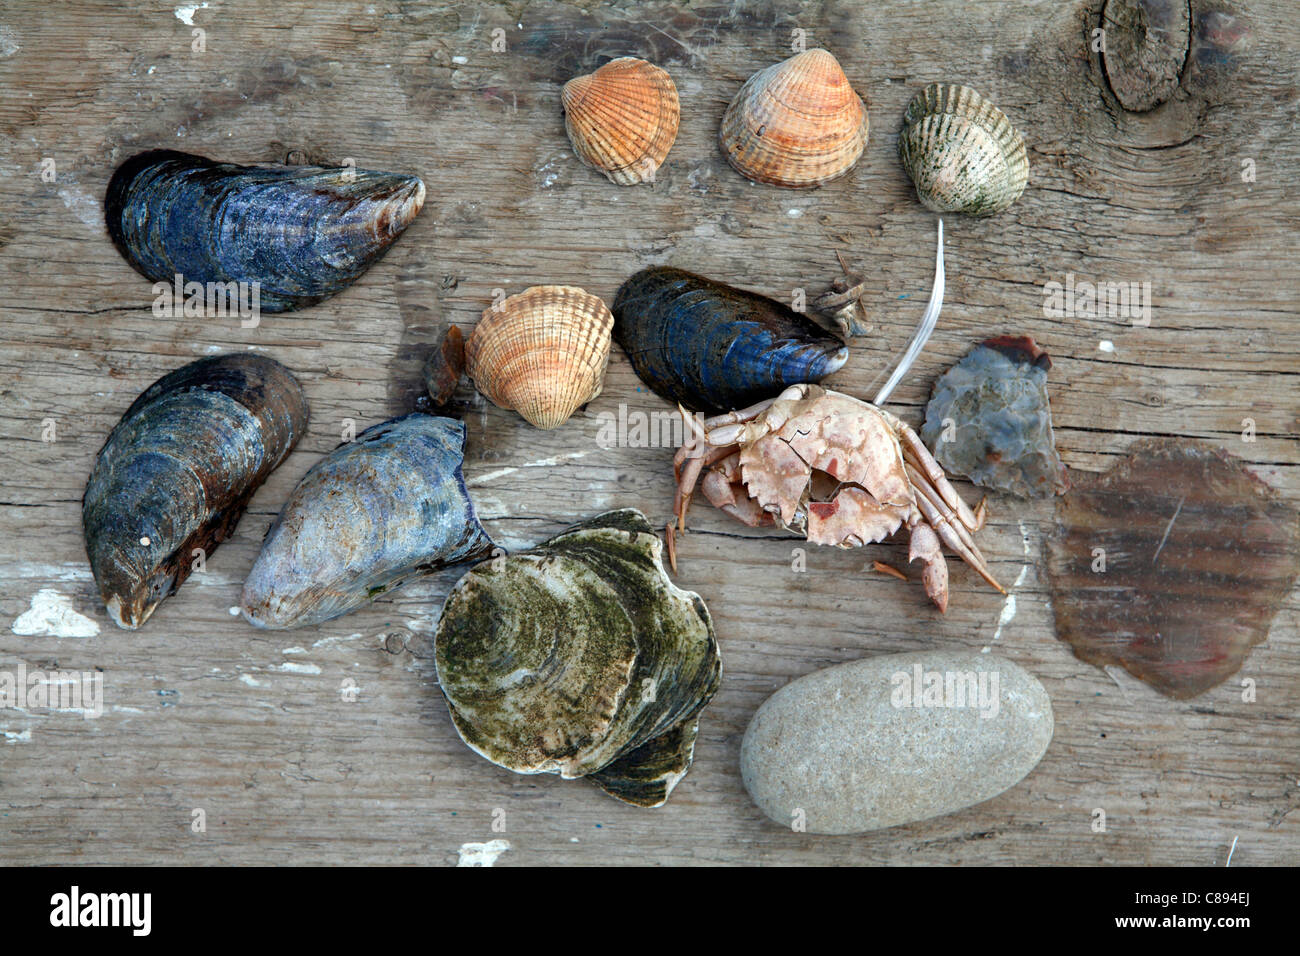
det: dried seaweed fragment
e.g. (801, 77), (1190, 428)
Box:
(1045, 439), (1299, 698)
(921, 335), (1069, 498)
(812, 252), (872, 338)
(423, 325), (465, 407)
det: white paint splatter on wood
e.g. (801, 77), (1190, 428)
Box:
(274, 662), (321, 675)
(456, 839), (511, 866)
(311, 633), (365, 649)
(0, 25), (20, 58)
(466, 450), (591, 486)
(11, 564), (91, 582)
(990, 522), (1033, 643)
(57, 185), (101, 227)
(174, 3), (209, 26)
(11, 589), (100, 638)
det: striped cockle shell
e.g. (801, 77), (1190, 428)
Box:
(898, 84), (1029, 216)
(562, 57), (680, 185)
(465, 285), (614, 429)
(719, 48), (869, 188)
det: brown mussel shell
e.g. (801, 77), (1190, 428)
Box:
(423, 325), (466, 407)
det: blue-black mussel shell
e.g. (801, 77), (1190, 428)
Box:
(612, 266), (848, 414)
(83, 353), (309, 629)
(105, 150), (425, 313)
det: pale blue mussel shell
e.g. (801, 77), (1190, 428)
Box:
(241, 413), (494, 629)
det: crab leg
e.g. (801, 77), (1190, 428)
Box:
(906, 516), (950, 613)
(669, 399), (776, 569)
(674, 404), (718, 523)
(675, 398), (775, 533)
(903, 460), (979, 550)
(702, 452), (774, 528)
(905, 444), (988, 533)
(703, 397), (778, 432)
(906, 463), (1005, 594)
(908, 467), (986, 566)
(872, 560), (909, 582)
(895, 422), (985, 531)
(674, 399), (771, 479)
(676, 443), (736, 532)
(702, 399), (778, 447)
(673, 404), (710, 483)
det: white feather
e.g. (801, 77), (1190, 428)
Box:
(873, 218), (944, 407)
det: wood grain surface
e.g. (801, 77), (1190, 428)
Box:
(0, 0), (1296, 865)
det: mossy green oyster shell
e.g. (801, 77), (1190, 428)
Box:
(434, 509), (722, 808)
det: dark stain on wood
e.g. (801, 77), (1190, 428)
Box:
(389, 244), (454, 415)
(1187, 5), (1253, 80)
(423, 324), (466, 407)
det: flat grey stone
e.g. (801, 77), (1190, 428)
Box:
(740, 650), (1054, 834)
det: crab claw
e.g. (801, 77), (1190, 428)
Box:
(707, 422), (746, 446)
(908, 522), (949, 613)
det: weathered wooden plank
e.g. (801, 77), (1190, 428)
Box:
(0, 0), (1296, 865)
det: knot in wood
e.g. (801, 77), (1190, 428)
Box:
(1101, 0), (1192, 112)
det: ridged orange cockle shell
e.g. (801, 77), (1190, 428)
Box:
(466, 285), (614, 429)
(562, 57), (680, 185)
(719, 48), (869, 188)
